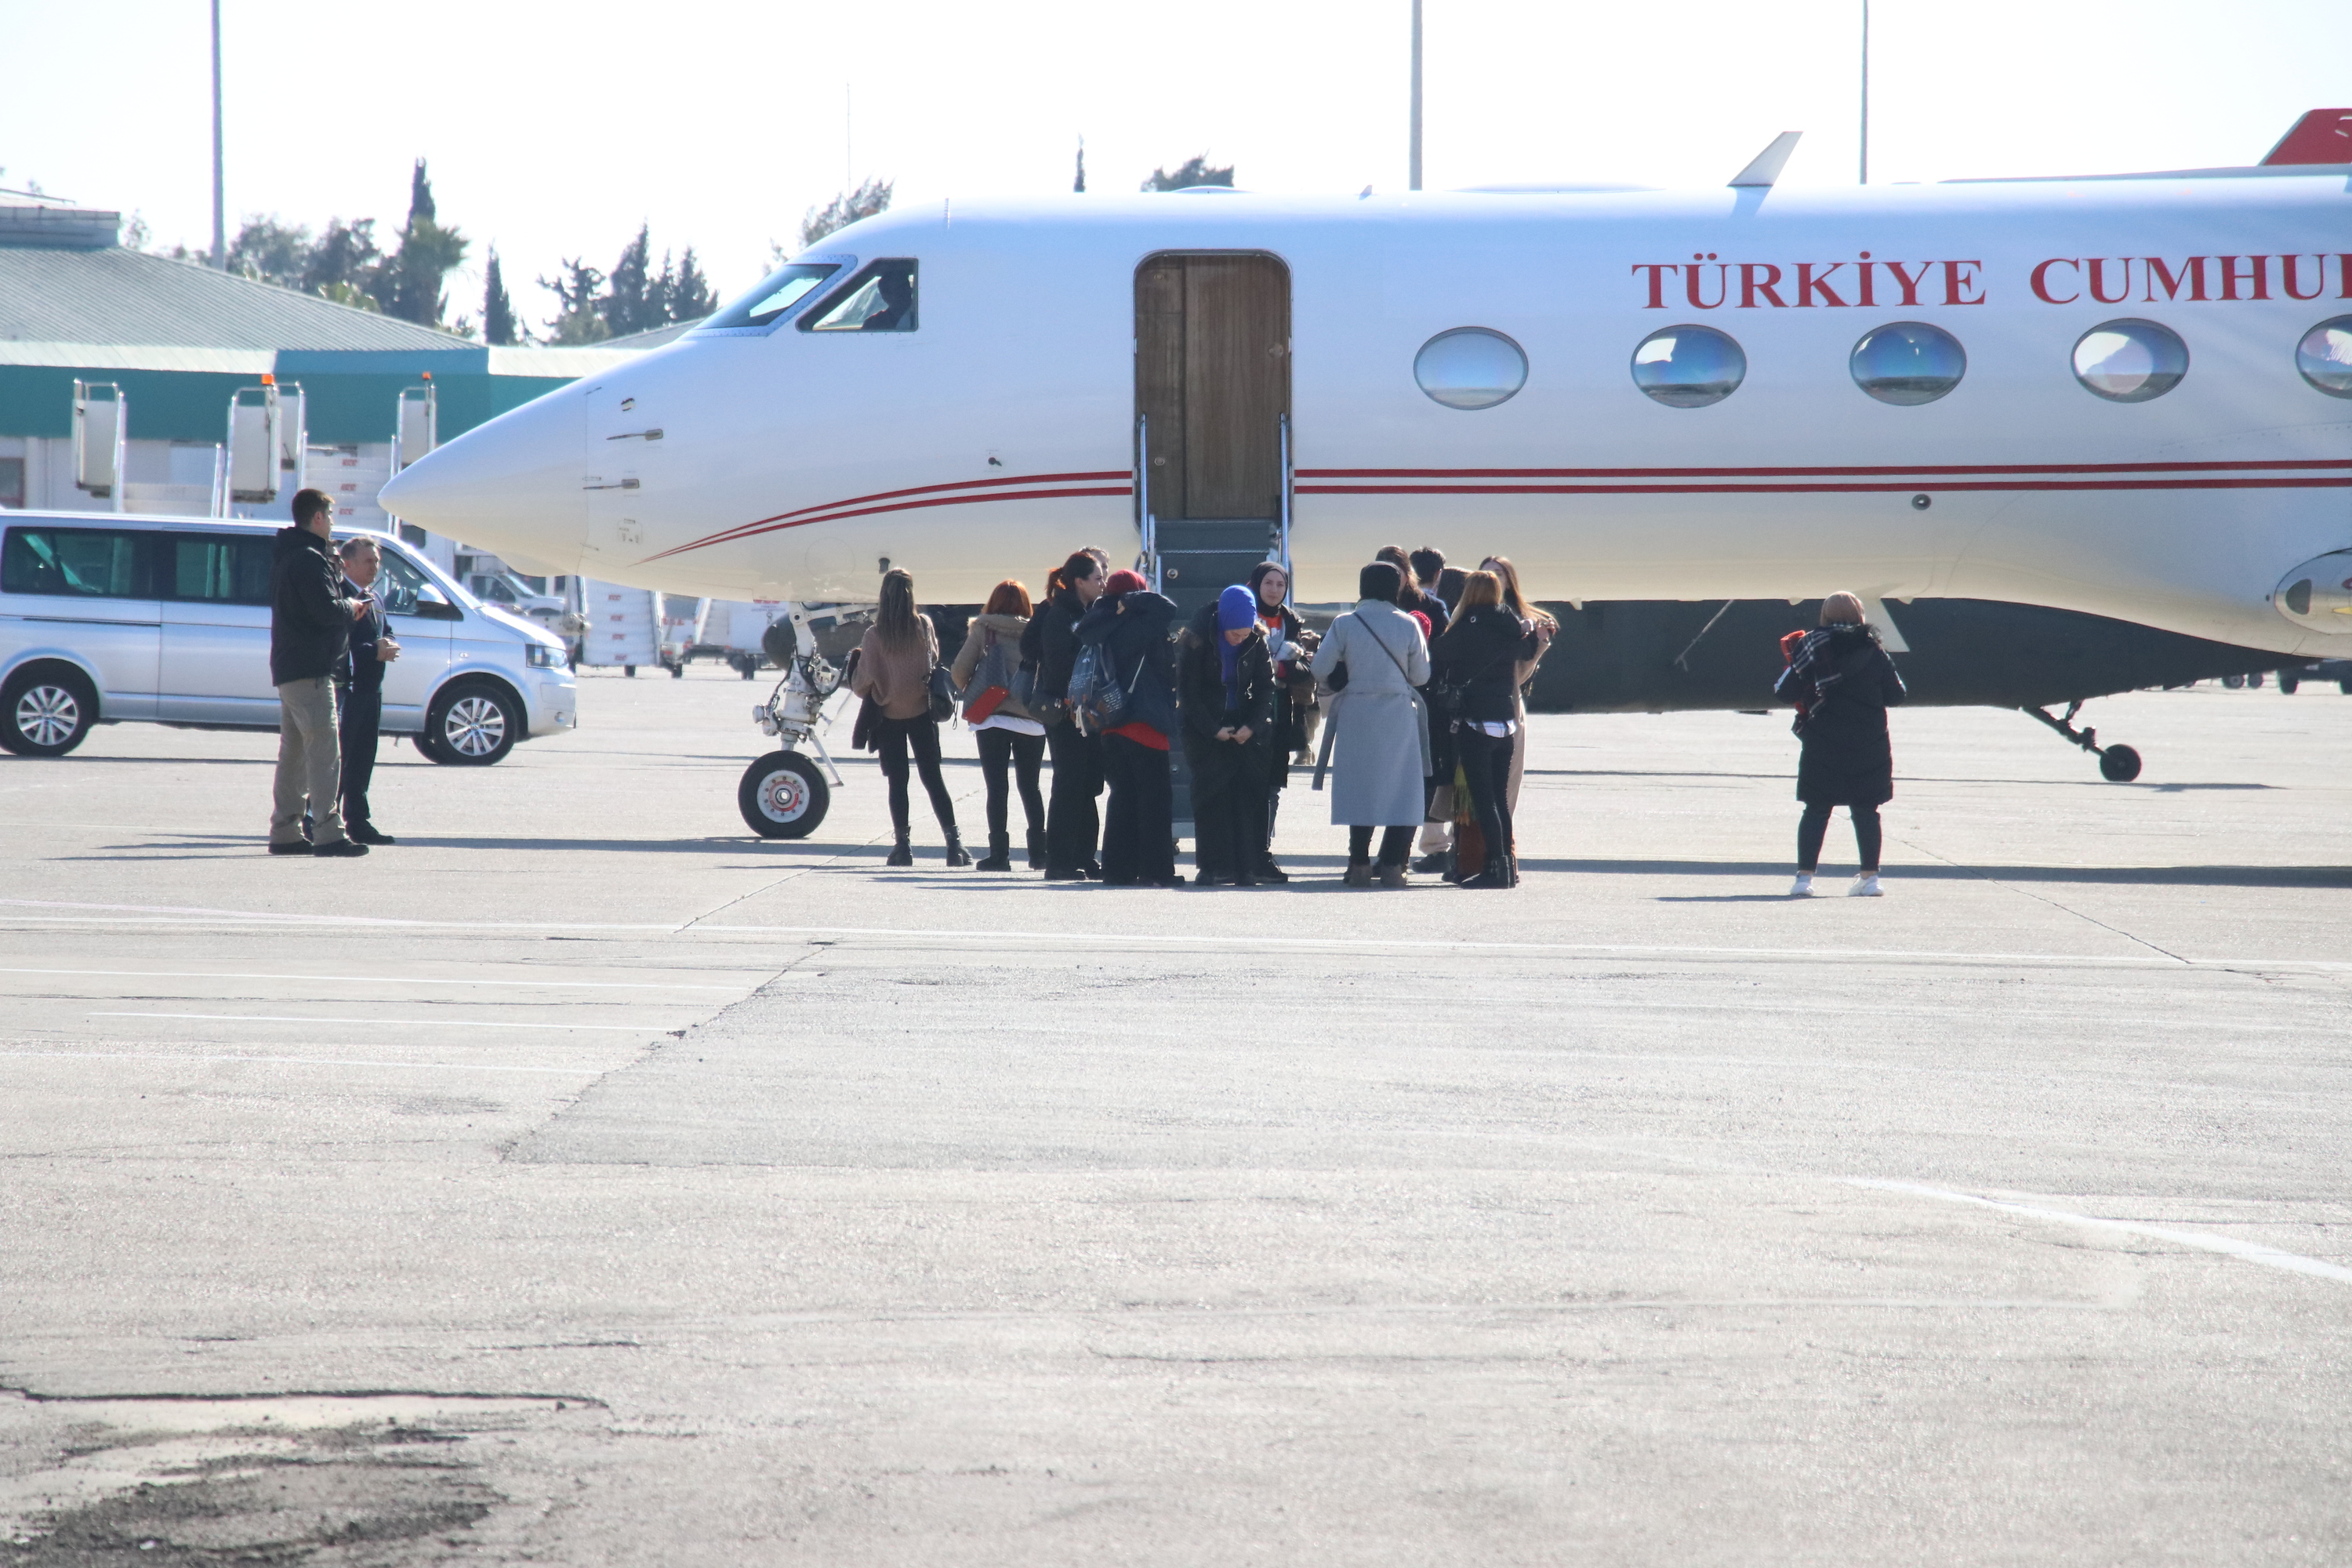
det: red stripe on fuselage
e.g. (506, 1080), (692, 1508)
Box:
(638, 483), (1132, 564)
(1297, 459), (2352, 480)
(650, 470), (1129, 561)
(1298, 477), (2352, 496)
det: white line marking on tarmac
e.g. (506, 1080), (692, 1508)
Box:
(0, 967), (743, 993)
(7, 901), (2351, 973)
(0, 1049), (597, 1076)
(89, 1011), (672, 1033)
(1846, 1178), (2352, 1283)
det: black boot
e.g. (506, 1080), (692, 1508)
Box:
(942, 826), (973, 868)
(1026, 829), (1049, 871)
(1506, 851), (1521, 888)
(976, 833), (1013, 871)
(1461, 851), (1511, 889)
(886, 830), (913, 867)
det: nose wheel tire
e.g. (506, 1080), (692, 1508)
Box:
(2098, 744), (2143, 783)
(0, 670), (96, 757)
(423, 682), (521, 765)
(739, 750), (829, 838)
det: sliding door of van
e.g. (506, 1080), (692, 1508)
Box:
(158, 530), (280, 724)
(0, 521), (162, 720)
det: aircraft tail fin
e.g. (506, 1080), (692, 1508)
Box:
(1729, 132), (1803, 188)
(2260, 109), (2352, 165)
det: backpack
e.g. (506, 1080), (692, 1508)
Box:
(964, 626), (1018, 722)
(1068, 639), (1145, 736)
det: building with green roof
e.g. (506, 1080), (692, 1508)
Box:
(0, 187), (637, 573)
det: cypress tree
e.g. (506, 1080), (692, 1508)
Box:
(482, 248), (518, 345)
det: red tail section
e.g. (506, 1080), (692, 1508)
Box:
(2262, 109), (2352, 165)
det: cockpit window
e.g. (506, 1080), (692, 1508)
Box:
(804, 260), (918, 332)
(702, 263), (843, 331)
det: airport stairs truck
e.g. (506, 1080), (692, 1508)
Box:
(573, 581), (699, 676)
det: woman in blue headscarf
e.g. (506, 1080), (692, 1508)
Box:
(1178, 583), (1277, 886)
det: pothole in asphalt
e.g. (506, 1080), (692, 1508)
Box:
(2, 1393), (577, 1566)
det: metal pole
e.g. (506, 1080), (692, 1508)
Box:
(1409, 0), (1424, 191)
(1858, 0), (1870, 185)
(210, 0), (225, 267)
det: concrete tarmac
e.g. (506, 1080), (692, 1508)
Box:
(0, 668), (2346, 1565)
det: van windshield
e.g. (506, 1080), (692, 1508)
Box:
(702, 263), (842, 331)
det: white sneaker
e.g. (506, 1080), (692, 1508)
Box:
(1849, 873), (1884, 897)
(1788, 874), (1815, 898)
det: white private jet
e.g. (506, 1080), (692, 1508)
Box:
(383, 111), (2352, 829)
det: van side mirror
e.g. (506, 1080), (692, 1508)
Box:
(405, 585), (463, 622)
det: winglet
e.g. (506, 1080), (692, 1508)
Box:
(1730, 132), (1803, 188)
(2261, 109), (2352, 165)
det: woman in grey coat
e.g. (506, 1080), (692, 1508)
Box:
(1312, 561), (1432, 887)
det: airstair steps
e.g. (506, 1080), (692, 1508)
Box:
(1154, 516), (1279, 617)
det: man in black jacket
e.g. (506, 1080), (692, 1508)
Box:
(267, 489), (372, 857)
(336, 535), (403, 845)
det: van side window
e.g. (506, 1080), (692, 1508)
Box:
(803, 260), (918, 332)
(166, 534), (274, 604)
(2, 526), (147, 598)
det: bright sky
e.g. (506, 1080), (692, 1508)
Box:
(5, 1), (2346, 333)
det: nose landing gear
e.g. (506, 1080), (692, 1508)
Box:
(2024, 702), (2141, 782)
(738, 607), (848, 837)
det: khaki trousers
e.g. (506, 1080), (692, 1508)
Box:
(271, 676), (346, 845)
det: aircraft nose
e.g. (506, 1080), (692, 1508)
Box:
(378, 386), (583, 555)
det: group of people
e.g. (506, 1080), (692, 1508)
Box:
(845, 543), (1617, 890)
(256, 492), (1908, 891)
(266, 488), (401, 857)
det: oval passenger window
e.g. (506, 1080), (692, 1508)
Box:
(2295, 316), (2352, 397)
(1630, 325), (1745, 408)
(2072, 319), (2188, 403)
(1414, 328), (1528, 409)
(1850, 321), (1965, 405)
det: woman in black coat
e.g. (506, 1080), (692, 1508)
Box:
(1179, 585), (1278, 886)
(1774, 592), (1907, 898)
(1246, 561), (1316, 878)
(1073, 570), (1182, 887)
(1023, 550), (1108, 880)
(1429, 569), (1539, 889)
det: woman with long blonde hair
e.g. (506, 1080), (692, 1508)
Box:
(1430, 568), (1540, 887)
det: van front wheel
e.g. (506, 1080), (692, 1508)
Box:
(423, 681), (521, 765)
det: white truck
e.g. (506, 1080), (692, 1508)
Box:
(691, 599), (793, 679)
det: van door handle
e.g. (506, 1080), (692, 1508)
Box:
(604, 429), (663, 441)
(581, 477), (641, 491)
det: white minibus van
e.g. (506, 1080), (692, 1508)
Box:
(0, 510), (575, 763)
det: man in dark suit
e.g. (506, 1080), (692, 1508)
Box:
(336, 535), (402, 845)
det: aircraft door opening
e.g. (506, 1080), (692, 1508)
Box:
(1134, 252), (1291, 610)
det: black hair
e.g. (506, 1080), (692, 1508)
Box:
(292, 488), (333, 527)
(1359, 561), (1402, 603)
(1408, 546), (1445, 585)
(1044, 550), (1102, 601)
